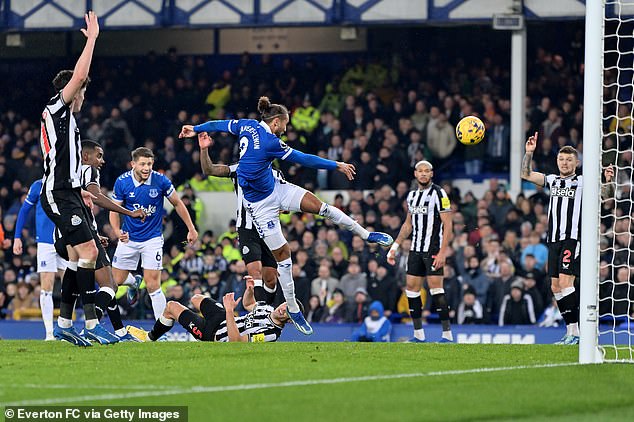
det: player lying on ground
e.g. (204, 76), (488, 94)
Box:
(179, 97), (393, 336)
(54, 140), (146, 345)
(198, 132), (278, 304)
(521, 131), (614, 345)
(127, 277), (293, 342)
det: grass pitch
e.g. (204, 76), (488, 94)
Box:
(0, 342), (633, 421)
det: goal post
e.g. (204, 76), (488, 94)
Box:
(579, 0), (603, 364)
(581, 0), (634, 363)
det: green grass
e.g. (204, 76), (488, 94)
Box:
(0, 342), (633, 421)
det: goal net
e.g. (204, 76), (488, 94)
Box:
(597, 0), (634, 362)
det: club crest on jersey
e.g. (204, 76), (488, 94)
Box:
(279, 140), (290, 151)
(71, 215), (82, 226)
(149, 189), (159, 198)
(551, 187), (576, 198)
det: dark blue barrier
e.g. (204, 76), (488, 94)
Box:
(1, 320), (632, 344)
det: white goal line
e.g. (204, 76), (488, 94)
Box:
(0, 362), (580, 407)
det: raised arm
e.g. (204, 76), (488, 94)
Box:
(62, 11), (99, 105)
(601, 165), (615, 200)
(521, 132), (546, 186)
(222, 293), (248, 342)
(286, 149), (356, 180)
(179, 120), (236, 138)
(198, 132), (231, 177)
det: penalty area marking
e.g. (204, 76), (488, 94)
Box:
(0, 362), (580, 407)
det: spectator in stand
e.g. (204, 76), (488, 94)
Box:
(521, 232), (549, 271)
(340, 262), (367, 302)
(347, 287), (371, 324)
(366, 260), (398, 314)
(350, 301), (392, 342)
(311, 264), (339, 307)
(498, 280), (536, 326)
(521, 272), (545, 318)
(306, 295), (324, 323)
(321, 288), (349, 324)
(457, 288), (485, 325)
(8, 281), (37, 315)
(460, 255), (491, 305)
(486, 261), (518, 321)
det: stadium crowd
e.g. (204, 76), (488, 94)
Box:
(1, 28), (632, 325)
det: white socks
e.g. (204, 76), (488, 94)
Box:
(319, 203), (369, 240)
(149, 289), (167, 320)
(567, 323), (579, 337)
(58, 317), (72, 329)
(277, 258), (299, 313)
(40, 290), (54, 337)
(414, 328), (426, 341)
(123, 273), (137, 287)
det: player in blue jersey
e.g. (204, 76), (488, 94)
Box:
(109, 147), (198, 321)
(13, 179), (67, 340)
(179, 96), (393, 335)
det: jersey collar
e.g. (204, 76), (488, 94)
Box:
(259, 120), (272, 134)
(131, 171), (152, 187)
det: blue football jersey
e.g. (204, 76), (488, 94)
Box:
(112, 170), (174, 242)
(226, 119), (294, 202)
(26, 179), (56, 244)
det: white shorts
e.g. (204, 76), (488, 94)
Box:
(37, 243), (68, 272)
(112, 236), (163, 271)
(243, 180), (307, 251)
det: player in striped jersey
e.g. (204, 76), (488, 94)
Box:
(39, 12), (108, 344)
(387, 160), (454, 342)
(126, 277), (291, 342)
(521, 132), (614, 345)
(198, 132), (278, 304)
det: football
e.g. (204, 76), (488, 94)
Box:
(456, 115), (486, 145)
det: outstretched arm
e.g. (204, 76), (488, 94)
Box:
(198, 132), (231, 177)
(286, 150), (356, 180)
(180, 120), (237, 138)
(521, 132), (546, 186)
(62, 12), (99, 104)
(86, 184), (145, 221)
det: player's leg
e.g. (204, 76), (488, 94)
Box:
(549, 240), (579, 343)
(296, 189), (393, 247)
(405, 274), (425, 342)
(240, 227), (270, 303)
(36, 243), (58, 340)
(139, 236), (167, 320)
(427, 274), (453, 342)
(260, 235), (279, 304)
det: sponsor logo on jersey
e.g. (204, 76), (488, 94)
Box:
(409, 205), (428, 214)
(149, 189), (159, 198)
(244, 313), (254, 329)
(71, 215), (82, 226)
(189, 322), (202, 339)
(551, 187), (576, 198)
(132, 203), (157, 216)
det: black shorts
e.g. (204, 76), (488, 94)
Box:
(54, 225), (110, 270)
(407, 250), (443, 277)
(239, 227), (277, 268)
(178, 298), (226, 342)
(547, 240), (580, 278)
(41, 189), (94, 247)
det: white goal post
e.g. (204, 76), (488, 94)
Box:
(580, 0), (634, 363)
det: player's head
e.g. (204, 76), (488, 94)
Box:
(271, 300), (304, 327)
(414, 160), (433, 187)
(556, 146), (579, 177)
(258, 96), (289, 137)
(81, 140), (104, 169)
(52, 70), (91, 113)
(131, 147), (155, 181)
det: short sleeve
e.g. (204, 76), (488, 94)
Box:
(229, 164), (239, 178)
(25, 182), (41, 205)
(112, 178), (124, 202)
(544, 174), (556, 188)
(438, 188), (451, 212)
(83, 166), (100, 188)
(161, 174), (175, 197)
(265, 134), (294, 160)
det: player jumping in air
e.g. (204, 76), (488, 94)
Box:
(109, 147), (198, 323)
(521, 132), (614, 345)
(198, 132), (279, 305)
(387, 160), (454, 343)
(179, 97), (393, 335)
